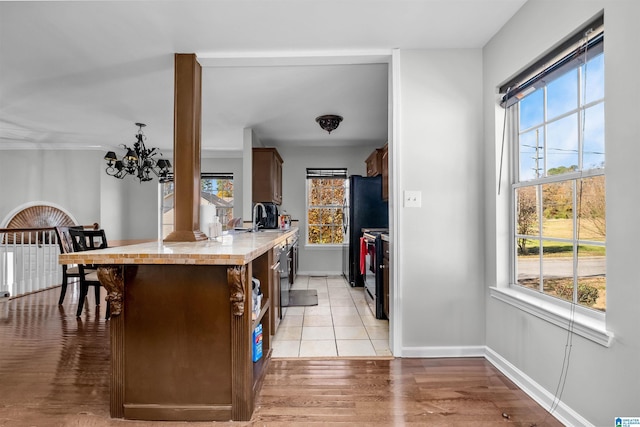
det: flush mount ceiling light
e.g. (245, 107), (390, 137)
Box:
(103, 123), (171, 183)
(315, 115), (343, 134)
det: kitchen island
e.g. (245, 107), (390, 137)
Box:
(59, 228), (298, 422)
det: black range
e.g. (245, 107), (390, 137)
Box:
(361, 228), (388, 319)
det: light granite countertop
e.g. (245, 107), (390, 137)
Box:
(59, 228), (298, 266)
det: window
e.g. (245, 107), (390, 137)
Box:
(306, 168), (347, 245)
(160, 173), (234, 239)
(505, 19), (605, 312)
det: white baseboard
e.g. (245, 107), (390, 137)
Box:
(485, 347), (593, 427)
(400, 345), (485, 358)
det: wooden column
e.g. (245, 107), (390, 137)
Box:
(165, 53), (207, 242)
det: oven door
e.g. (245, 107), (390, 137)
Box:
(363, 236), (377, 316)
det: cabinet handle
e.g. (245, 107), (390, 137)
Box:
(379, 265), (385, 269)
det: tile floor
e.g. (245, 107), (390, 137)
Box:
(271, 275), (392, 358)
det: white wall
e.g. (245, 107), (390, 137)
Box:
(483, 1), (640, 425)
(276, 144), (375, 275)
(243, 127), (266, 222)
(103, 175), (159, 240)
(0, 148), (239, 237)
(0, 150), (101, 227)
(0, 149), (163, 241)
(396, 49), (485, 354)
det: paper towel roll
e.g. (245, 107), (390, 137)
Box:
(200, 204), (217, 236)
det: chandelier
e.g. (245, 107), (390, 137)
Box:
(103, 123), (171, 182)
(315, 115), (343, 134)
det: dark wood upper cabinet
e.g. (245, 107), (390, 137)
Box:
(366, 144), (389, 201)
(365, 148), (383, 177)
(253, 147), (283, 204)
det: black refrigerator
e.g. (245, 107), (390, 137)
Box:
(342, 175), (389, 287)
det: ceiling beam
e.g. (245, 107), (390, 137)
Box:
(196, 50), (392, 67)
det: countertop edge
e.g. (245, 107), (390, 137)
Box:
(59, 228), (299, 266)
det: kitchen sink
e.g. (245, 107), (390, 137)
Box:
(233, 227), (284, 233)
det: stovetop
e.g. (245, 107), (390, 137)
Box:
(362, 228), (389, 240)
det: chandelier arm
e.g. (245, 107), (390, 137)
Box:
(105, 166), (129, 179)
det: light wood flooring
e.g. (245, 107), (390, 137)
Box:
(0, 284), (563, 426)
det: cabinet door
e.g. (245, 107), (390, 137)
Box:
(253, 149), (271, 202)
(365, 148), (382, 177)
(382, 241), (390, 319)
(271, 261), (281, 334)
(381, 144), (389, 201)
(253, 147), (283, 204)
(274, 155), (282, 204)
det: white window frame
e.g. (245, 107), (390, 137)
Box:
(491, 22), (612, 347)
(159, 173), (234, 239)
(305, 169), (347, 248)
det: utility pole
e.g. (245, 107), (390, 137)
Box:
(532, 128), (543, 178)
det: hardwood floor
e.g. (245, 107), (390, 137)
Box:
(0, 286), (563, 426)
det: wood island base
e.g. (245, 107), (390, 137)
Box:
(59, 229), (297, 421)
(98, 258), (271, 421)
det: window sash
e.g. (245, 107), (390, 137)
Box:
(499, 14), (603, 108)
(306, 176), (346, 245)
(513, 52), (605, 184)
(512, 176), (606, 311)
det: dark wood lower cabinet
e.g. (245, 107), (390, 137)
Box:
(104, 254), (272, 422)
(271, 246), (281, 334)
(382, 240), (389, 319)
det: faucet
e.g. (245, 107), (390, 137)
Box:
(252, 203), (266, 232)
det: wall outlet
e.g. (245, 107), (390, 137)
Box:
(404, 190), (422, 208)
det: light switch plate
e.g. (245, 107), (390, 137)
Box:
(404, 190), (422, 208)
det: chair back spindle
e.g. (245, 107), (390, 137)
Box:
(67, 228), (110, 318)
(54, 225), (85, 305)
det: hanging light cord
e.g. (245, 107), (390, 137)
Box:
(534, 29), (592, 427)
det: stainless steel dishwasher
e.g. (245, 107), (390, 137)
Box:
(278, 240), (290, 308)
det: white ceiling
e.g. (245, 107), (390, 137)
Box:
(0, 0), (526, 155)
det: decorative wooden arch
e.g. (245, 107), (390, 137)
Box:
(2, 203), (77, 244)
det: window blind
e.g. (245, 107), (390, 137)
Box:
(499, 13), (603, 108)
(305, 168), (348, 179)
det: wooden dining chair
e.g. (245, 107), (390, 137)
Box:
(55, 225), (88, 305)
(68, 228), (110, 319)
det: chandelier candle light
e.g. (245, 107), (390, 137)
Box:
(104, 123), (171, 182)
